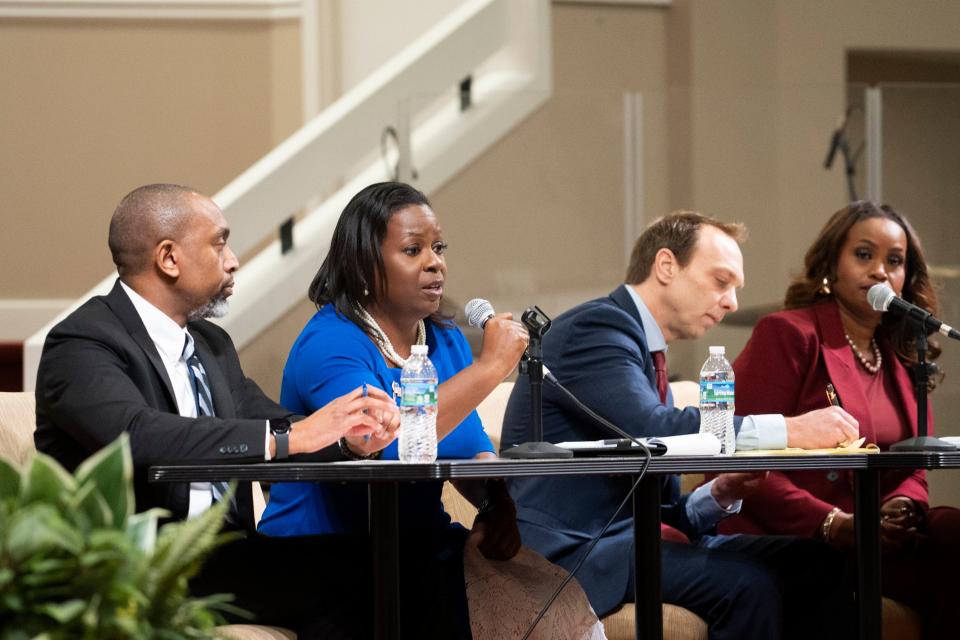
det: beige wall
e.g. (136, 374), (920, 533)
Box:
(6, 3), (960, 500)
(0, 17), (302, 299)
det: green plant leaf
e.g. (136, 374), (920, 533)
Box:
(127, 508), (167, 553)
(0, 457), (21, 500)
(74, 434), (133, 529)
(147, 498), (229, 623)
(69, 481), (113, 531)
(1, 437), (230, 637)
(20, 453), (75, 506)
(6, 503), (83, 560)
(36, 598), (86, 624)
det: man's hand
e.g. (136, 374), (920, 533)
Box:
(785, 407), (859, 449)
(710, 472), (769, 508)
(475, 313), (529, 382)
(287, 385), (400, 456)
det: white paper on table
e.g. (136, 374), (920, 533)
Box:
(555, 432), (721, 456)
(656, 432), (722, 456)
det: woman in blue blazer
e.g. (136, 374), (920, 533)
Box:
(259, 182), (606, 640)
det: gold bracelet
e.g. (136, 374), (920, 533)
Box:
(821, 507), (841, 542)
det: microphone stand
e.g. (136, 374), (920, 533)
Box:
(890, 329), (957, 451)
(838, 133), (859, 203)
(501, 306), (572, 459)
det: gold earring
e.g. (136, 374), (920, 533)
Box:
(820, 277), (831, 295)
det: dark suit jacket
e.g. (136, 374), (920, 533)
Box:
(500, 285), (744, 615)
(34, 280), (319, 530)
(719, 299), (929, 538)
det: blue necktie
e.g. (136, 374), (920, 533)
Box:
(182, 335), (231, 507)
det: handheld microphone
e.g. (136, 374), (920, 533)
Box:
(464, 298), (495, 329)
(867, 283), (960, 340)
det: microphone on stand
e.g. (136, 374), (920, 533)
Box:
(868, 283), (960, 340)
(866, 283), (957, 451)
(464, 298), (571, 459)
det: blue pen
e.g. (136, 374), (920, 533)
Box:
(362, 383), (370, 442)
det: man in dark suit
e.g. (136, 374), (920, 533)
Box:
(502, 212), (860, 639)
(34, 184), (467, 638)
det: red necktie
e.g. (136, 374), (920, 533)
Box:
(652, 350), (668, 405)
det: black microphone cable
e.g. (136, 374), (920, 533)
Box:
(520, 375), (653, 640)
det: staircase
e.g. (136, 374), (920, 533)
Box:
(22, 0), (552, 390)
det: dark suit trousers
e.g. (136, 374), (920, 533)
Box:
(190, 529), (472, 640)
(626, 535), (855, 640)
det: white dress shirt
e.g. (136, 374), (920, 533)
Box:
(119, 281), (270, 518)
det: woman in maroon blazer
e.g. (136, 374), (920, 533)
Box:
(720, 201), (960, 638)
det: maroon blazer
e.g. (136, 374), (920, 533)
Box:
(718, 299), (929, 538)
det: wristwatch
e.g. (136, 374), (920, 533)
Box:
(269, 418), (292, 460)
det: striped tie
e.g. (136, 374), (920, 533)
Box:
(182, 335), (231, 506)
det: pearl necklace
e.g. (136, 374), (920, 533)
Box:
(844, 332), (882, 375)
(356, 306), (425, 367)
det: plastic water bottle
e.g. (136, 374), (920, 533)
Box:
(699, 345), (736, 455)
(399, 344), (438, 463)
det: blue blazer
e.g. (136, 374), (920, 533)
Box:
(258, 304), (493, 538)
(500, 285), (742, 615)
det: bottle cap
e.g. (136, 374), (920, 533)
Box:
(411, 344), (429, 355)
(709, 345), (725, 355)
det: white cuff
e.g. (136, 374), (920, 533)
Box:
(735, 414), (787, 451)
(264, 421), (272, 461)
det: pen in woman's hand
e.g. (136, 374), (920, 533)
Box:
(825, 383), (841, 407)
(362, 383), (372, 440)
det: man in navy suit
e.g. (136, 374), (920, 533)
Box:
(502, 212), (859, 639)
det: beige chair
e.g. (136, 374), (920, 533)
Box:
(0, 392), (296, 640)
(441, 382), (708, 640)
(0, 391), (36, 467)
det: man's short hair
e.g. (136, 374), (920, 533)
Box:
(625, 211), (747, 284)
(108, 184), (198, 277)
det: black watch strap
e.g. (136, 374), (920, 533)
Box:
(269, 419), (291, 460)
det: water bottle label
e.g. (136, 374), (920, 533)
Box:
(700, 380), (734, 406)
(400, 382), (437, 406)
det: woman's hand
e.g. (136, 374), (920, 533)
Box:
(824, 497), (922, 553)
(288, 385), (400, 456)
(466, 477), (522, 561)
(476, 313), (529, 381)
(879, 496), (921, 551)
(826, 511), (856, 549)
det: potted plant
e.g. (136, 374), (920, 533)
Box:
(0, 434), (237, 639)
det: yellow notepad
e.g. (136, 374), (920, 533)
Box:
(735, 438), (880, 456)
